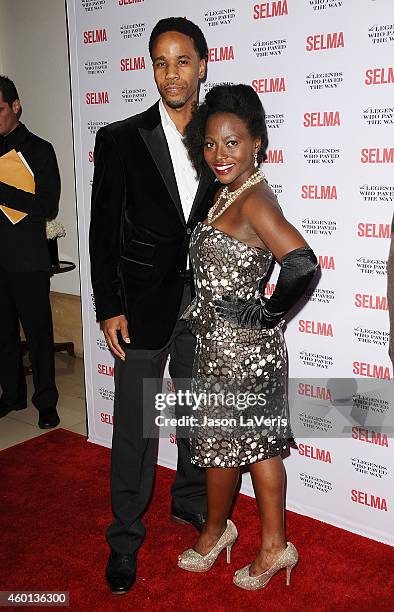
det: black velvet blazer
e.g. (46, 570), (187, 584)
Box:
(89, 101), (216, 349)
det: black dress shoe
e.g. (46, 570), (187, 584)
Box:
(171, 500), (206, 532)
(105, 552), (136, 594)
(0, 401), (27, 419)
(38, 408), (60, 429)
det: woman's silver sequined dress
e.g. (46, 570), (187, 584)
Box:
(183, 222), (296, 468)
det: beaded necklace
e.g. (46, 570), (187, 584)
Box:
(207, 170), (264, 224)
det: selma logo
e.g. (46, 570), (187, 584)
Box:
(352, 361), (390, 380)
(361, 148), (394, 163)
(208, 46), (234, 62)
(365, 66), (394, 85)
(252, 77), (286, 93)
(357, 223), (391, 238)
(304, 111), (340, 127)
(301, 185), (337, 200)
(306, 31), (344, 51)
(120, 56), (146, 71)
(265, 149), (284, 163)
(97, 364), (114, 376)
(298, 444), (332, 463)
(253, 1), (288, 19)
(298, 383), (332, 400)
(264, 282), (276, 297)
(354, 293), (388, 310)
(299, 320), (333, 337)
(83, 28), (107, 44)
(86, 91), (109, 105)
(351, 490), (387, 511)
(318, 255), (335, 269)
(352, 426), (389, 446)
(100, 412), (114, 425)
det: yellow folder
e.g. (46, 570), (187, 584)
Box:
(0, 148), (35, 224)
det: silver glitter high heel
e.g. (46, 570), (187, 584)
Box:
(177, 519), (238, 572)
(233, 542), (298, 590)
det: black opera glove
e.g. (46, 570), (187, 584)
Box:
(214, 247), (318, 329)
(215, 294), (280, 329)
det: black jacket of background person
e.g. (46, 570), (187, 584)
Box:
(89, 101), (216, 350)
(0, 123), (61, 272)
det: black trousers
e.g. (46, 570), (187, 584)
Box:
(106, 285), (206, 557)
(0, 266), (58, 411)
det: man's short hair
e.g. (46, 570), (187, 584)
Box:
(149, 17), (208, 61)
(0, 76), (19, 106)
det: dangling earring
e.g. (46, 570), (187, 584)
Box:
(254, 152), (258, 168)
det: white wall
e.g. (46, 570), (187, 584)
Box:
(0, 0), (80, 295)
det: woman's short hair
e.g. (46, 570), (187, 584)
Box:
(184, 84), (269, 174)
(149, 17), (208, 61)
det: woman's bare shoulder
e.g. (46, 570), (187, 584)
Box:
(242, 180), (283, 220)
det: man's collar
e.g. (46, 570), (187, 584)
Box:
(159, 99), (181, 135)
(2, 123), (29, 149)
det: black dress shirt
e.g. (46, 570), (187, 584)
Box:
(0, 123), (60, 271)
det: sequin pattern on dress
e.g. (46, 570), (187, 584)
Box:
(182, 222), (296, 468)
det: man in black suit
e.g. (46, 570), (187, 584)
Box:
(90, 18), (215, 593)
(0, 76), (60, 429)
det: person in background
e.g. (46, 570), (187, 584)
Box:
(89, 18), (216, 594)
(0, 75), (60, 429)
(177, 84), (318, 590)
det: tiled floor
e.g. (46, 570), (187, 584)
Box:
(0, 353), (87, 451)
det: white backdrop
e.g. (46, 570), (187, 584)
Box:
(66, 0), (394, 545)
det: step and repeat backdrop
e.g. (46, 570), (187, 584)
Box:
(66, 0), (394, 544)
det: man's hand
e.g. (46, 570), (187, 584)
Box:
(102, 315), (130, 360)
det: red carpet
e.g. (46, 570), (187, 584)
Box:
(0, 429), (393, 611)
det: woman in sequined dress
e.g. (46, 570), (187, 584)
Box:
(177, 85), (318, 589)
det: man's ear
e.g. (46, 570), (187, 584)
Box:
(11, 99), (21, 116)
(199, 58), (207, 80)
